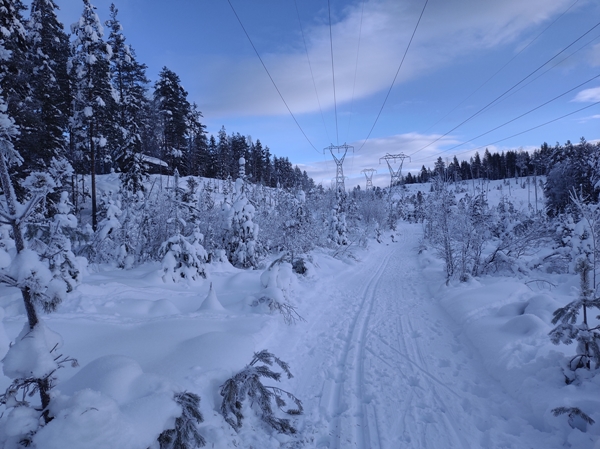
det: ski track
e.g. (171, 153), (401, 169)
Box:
(285, 224), (554, 449)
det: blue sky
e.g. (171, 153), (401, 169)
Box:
(52, 0), (600, 188)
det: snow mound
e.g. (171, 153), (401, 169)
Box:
(198, 283), (226, 311)
(39, 355), (180, 449)
(3, 321), (62, 379)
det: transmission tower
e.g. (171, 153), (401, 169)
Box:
(361, 168), (376, 190)
(379, 153), (410, 189)
(324, 143), (353, 193)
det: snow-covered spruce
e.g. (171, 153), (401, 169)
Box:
(159, 228), (208, 283)
(225, 178), (262, 268)
(220, 350), (303, 435)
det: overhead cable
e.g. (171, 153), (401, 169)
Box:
(293, 0), (331, 144)
(410, 18), (600, 157)
(422, 0), (581, 134)
(412, 101), (600, 163)
(419, 72), (600, 159)
(328, 0), (339, 144)
(226, 0), (319, 153)
(357, 0), (429, 152)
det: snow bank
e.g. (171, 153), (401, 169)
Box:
(36, 355), (180, 449)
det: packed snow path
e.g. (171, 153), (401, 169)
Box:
(273, 223), (554, 448)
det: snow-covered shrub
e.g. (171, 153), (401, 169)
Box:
(225, 179), (263, 268)
(220, 350), (303, 434)
(423, 176), (456, 281)
(45, 192), (83, 293)
(550, 257), (600, 375)
(247, 256), (304, 324)
(159, 228), (208, 283)
(329, 203), (348, 246)
(549, 198), (600, 375)
(0, 321), (77, 441)
(256, 189), (316, 266)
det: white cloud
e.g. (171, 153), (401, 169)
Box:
(573, 86), (600, 102)
(200, 0), (575, 117)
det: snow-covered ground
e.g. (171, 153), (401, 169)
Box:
(2, 176), (599, 448)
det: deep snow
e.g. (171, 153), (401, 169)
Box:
(1, 176), (600, 448)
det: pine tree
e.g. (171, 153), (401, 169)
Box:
(153, 67), (191, 173)
(106, 3), (150, 194)
(25, 0), (71, 172)
(183, 102), (207, 176)
(70, 0), (115, 230)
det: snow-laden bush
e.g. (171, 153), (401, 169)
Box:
(159, 228), (208, 283)
(225, 179), (263, 268)
(329, 203), (348, 246)
(220, 350), (303, 435)
(247, 256), (304, 325)
(0, 321), (77, 443)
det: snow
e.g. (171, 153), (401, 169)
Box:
(1, 175), (600, 447)
(198, 282), (226, 311)
(3, 321), (62, 380)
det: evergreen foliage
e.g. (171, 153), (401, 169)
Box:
(153, 67), (191, 173)
(106, 3), (150, 194)
(158, 392), (206, 449)
(70, 0), (116, 230)
(220, 350), (303, 435)
(24, 0), (71, 173)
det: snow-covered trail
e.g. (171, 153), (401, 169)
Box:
(273, 223), (555, 448)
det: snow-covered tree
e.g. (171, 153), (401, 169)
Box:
(70, 0), (115, 230)
(153, 67), (191, 173)
(106, 3), (150, 194)
(159, 226), (208, 283)
(550, 196), (600, 375)
(0, 70), (74, 438)
(25, 0), (71, 172)
(225, 176), (262, 268)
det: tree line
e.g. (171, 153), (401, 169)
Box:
(1, 0), (313, 230)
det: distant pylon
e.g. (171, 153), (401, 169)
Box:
(325, 143), (354, 194)
(361, 168), (376, 190)
(379, 153), (410, 189)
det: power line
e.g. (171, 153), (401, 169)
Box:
(225, 0), (319, 153)
(412, 101), (600, 164)
(422, 0), (581, 134)
(410, 19), (600, 158)
(490, 31), (600, 109)
(419, 72), (600, 159)
(328, 0), (339, 145)
(345, 0), (366, 143)
(293, 0), (331, 144)
(357, 0), (429, 152)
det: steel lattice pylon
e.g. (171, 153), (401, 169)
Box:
(361, 168), (376, 190)
(379, 153), (410, 189)
(325, 143), (353, 194)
